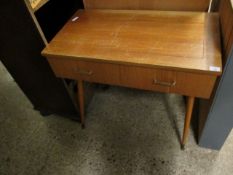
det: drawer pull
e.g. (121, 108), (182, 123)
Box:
(153, 79), (176, 87)
(76, 69), (93, 76)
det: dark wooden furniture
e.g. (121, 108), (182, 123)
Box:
(42, 10), (222, 148)
(0, 0), (83, 118)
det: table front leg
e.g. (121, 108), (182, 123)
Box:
(77, 80), (85, 128)
(181, 96), (195, 149)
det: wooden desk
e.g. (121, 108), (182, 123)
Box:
(42, 10), (222, 148)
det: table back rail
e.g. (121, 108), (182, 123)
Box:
(83, 0), (211, 11)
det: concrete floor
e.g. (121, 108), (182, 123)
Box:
(0, 61), (233, 175)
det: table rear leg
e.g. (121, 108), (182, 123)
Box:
(78, 80), (85, 128)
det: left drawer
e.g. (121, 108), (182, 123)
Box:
(47, 57), (120, 85)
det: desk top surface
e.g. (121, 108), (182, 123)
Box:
(42, 10), (222, 75)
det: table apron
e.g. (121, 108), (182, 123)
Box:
(47, 58), (217, 99)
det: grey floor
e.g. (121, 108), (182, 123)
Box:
(0, 61), (233, 175)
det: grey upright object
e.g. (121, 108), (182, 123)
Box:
(199, 47), (233, 150)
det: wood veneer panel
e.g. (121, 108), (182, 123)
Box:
(42, 10), (221, 76)
(120, 65), (216, 98)
(83, 0), (211, 11)
(219, 0), (233, 60)
(47, 57), (120, 85)
(47, 57), (216, 99)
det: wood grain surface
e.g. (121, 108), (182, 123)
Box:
(47, 57), (216, 98)
(42, 10), (222, 75)
(219, 0), (233, 61)
(83, 0), (211, 11)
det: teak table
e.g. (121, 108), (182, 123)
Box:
(42, 10), (222, 148)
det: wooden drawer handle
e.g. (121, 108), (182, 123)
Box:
(153, 79), (176, 87)
(75, 68), (93, 76)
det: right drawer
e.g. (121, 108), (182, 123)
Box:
(119, 65), (216, 99)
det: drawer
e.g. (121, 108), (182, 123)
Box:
(47, 57), (120, 85)
(119, 65), (216, 98)
(48, 57), (216, 98)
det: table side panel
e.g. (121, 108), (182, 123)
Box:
(204, 13), (222, 70)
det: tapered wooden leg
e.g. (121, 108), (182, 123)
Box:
(78, 80), (85, 128)
(181, 96), (195, 149)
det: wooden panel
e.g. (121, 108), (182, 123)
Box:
(219, 0), (233, 60)
(48, 56), (216, 98)
(227, 30), (233, 56)
(47, 57), (120, 85)
(120, 65), (216, 98)
(74, 60), (120, 84)
(204, 13), (222, 70)
(42, 10), (222, 76)
(120, 65), (173, 93)
(174, 72), (216, 98)
(83, 0), (211, 11)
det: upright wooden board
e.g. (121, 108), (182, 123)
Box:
(219, 0), (233, 61)
(83, 0), (211, 11)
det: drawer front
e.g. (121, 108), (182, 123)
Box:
(47, 58), (120, 85)
(120, 65), (216, 98)
(120, 66), (174, 93)
(173, 72), (216, 98)
(48, 57), (216, 98)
